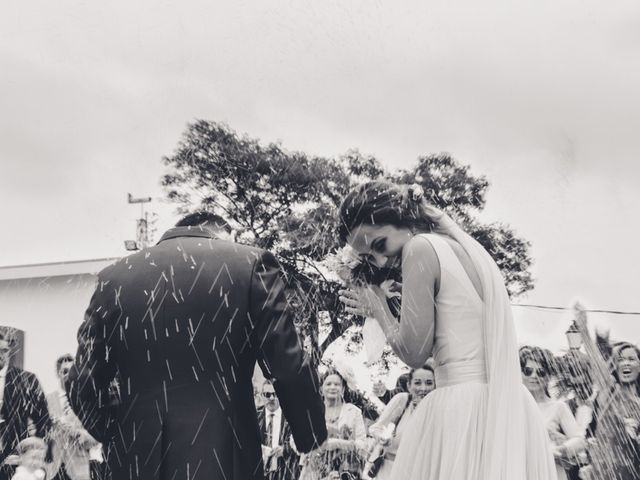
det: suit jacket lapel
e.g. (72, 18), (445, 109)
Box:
(278, 414), (287, 445)
(1, 367), (18, 418)
(0, 367), (19, 456)
(257, 408), (266, 443)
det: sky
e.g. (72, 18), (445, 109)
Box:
(1, 0), (639, 364)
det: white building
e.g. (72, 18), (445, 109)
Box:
(0, 258), (118, 393)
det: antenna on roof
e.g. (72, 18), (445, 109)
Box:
(125, 193), (153, 251)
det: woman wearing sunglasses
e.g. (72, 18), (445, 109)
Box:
(520, 347), (586, 480)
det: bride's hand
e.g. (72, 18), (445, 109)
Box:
(422, 205), (456, 234)
(339, 286), (386, 318)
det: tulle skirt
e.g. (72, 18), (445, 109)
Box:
(390, 381), (556, 480)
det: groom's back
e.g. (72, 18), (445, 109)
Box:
(80, 227), (326, 480)
(106, 234), (259, 395)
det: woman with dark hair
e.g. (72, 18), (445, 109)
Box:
(519, 347), (586, 480)
(573, 306), (640, 480)
(299, 369), (367, 480)
(337, 180), (556, 479)
(367, 365), (436, 479)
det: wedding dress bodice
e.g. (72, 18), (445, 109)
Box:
(419, 233), (486, 388)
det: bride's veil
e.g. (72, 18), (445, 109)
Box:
(433, 212), (557, 479)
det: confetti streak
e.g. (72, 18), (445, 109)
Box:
(153, 441), (173, 477)
(207, 266), (226, 295)
(163, 380), (169, 412)
(190, 459), (204, 480)
(225, 337), (239, 367)
(119, 393), (140, 424)
(212, 448), (229, 480)
(227, 416), (242, 448)
(209, 379), (225, 412)
(190, 342), (205, 371)
(143, 431), (164, 466)
(190, 408), (210, 445)
(188, 312), (206, 346)
(187, 261), (206, 295)
(220, 308), (239, 343)
(154, 399), (163, 425)
(222, 263), (234, 285)
(209, 301), (226, 326)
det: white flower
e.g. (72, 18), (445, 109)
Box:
(322, 245), (363, 285)
(410, 184), (424, 201)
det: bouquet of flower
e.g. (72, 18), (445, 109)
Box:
(323, 246), (402, 318)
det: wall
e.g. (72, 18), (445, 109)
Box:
(0, 274), (97, 394)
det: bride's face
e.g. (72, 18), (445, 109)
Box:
(346, 223), (413, 268)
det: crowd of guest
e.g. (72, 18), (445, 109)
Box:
(517, 308), (640, 480)
(0, 329), (108, 480)
(1, 305), (638, 480)
(248, 309), (639, 480)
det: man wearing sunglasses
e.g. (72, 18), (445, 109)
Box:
(258, 381), (299, 480)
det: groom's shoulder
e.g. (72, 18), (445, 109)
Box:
(208, 241), (272, 267)
(93, 240), (274, 281)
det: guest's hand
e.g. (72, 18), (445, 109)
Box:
(326, 424), (341, 438)
(270, 445), (284, 459)
(552, 444), (567, 460)
(574, 303), (588, 332)
(307, 438), (328, 456)
(325, 438), (350, 451)
(578, 465), (594, 480)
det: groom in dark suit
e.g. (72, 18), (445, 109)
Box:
(66, 212), (327, 480)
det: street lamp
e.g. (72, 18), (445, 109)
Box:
(565, 320), (582, 350)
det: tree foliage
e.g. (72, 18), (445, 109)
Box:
(162, 120), (534, 366)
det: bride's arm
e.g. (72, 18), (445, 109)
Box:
(362, 236), (439, 368)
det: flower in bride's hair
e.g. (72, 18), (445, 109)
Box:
(410, 184), (424, 201)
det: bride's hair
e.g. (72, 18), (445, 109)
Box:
(338, 180), (436, 242)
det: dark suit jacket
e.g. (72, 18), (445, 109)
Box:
(0, 367), (51, 461)
(257, 406), (299, 480)
(66, 227), (327, 480)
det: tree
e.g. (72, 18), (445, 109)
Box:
(394, 153), (533, 297)
(162, 120), (534, 367)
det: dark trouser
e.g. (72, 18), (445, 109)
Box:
(0, 465), (14, 480)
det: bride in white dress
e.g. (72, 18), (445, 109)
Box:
(338, 181), (557, 480)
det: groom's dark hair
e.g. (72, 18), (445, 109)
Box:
(176, 211), (231, 233)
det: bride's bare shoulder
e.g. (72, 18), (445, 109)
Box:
(402, 234), (440, 273)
